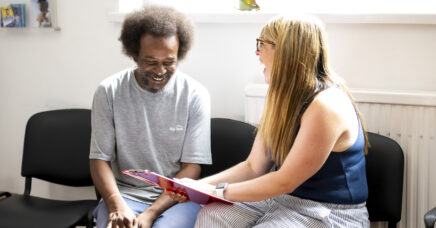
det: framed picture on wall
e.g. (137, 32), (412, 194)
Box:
(1, 5), (15, 27)
(1, 4), (26, 28)
(29, 0), (59, 29)
(30, 0), (51, 27)
(9, 4), (26, 27)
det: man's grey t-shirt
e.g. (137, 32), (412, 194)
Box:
(89, 68), (212, 204)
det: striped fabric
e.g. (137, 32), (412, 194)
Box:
(195, 194), (369, 228)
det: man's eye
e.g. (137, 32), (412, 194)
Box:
(164, 62), (176, 66)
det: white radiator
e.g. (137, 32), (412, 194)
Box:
(245, 84), (436, 228)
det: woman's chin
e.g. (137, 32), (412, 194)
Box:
(264, 75), (270, 84)
(263, 70), (270, 84)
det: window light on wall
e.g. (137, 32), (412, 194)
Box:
(118, 0), (436, 14)
(113, 0), (436, 24)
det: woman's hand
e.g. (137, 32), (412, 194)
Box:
(169, 178), (217, 203)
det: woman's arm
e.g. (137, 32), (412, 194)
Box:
(222, 97), (348, 202)
(201, 133), (274, 185)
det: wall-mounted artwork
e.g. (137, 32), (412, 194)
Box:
(1, 4), (25, 27)
(30, 0), (51, 27)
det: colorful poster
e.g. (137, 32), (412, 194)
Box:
(30, 0), (51, 27)
(1, 5), (15, 27)
(10, 4), (26, 27)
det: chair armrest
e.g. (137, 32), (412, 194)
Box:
(425, 207), (436, 228)
(0, 191), (12, 198)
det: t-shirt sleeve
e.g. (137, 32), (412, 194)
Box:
(89, 85), (116, 161)
(180, 87), (212, 164)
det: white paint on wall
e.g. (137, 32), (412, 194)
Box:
(0, 0), (435, 200)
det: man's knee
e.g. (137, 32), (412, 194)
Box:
(94, 201), (110, 228)
(154, 202), (201, 228)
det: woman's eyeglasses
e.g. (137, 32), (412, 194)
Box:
(256, 38), (275, 52)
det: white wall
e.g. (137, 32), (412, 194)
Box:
(0, 0), (435, 200)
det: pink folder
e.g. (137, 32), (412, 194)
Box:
(122, 169), (233, 205)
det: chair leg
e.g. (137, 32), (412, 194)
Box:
(388, 221), (397, 228)
(425, 207), (436, 228)
(87, 219), (94, 228)
(87, 206), (95, 228)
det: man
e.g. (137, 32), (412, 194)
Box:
(89, 5), (211, 228)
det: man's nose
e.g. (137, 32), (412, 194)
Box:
(153, 64), (166, 75)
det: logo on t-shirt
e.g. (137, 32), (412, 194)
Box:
(169, 124), (184, 132)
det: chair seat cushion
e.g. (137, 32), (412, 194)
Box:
(0, 194), (97, 228)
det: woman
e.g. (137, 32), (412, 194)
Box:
(175, 14), (370, 227)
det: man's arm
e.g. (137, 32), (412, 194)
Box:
(90, 85), (138, 227)
(136, 163), (201, 226)
(134, 82), (210, 226)
(90, 159), (137, 227)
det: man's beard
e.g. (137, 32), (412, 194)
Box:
(139, 70), (174, 93)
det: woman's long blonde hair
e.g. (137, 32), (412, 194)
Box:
(258, 15), (368, 166)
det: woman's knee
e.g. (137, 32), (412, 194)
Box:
(196, 203), (259, 228)
(197, 203), (226, 220)
(195, 204), (222, 227)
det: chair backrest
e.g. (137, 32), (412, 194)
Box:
(200, 118), (256, 178)
(366, 132), (404, 226)
(21, 109), (93, 187)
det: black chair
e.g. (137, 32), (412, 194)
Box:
(366, 132), (404, 228)
(0, 109), (98, 228)
(200, 118), (256, 178)
(425, 207), (436, 228)
(200, 121), (405, 227)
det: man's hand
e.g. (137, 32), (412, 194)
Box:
(136, 211), (157, 228)
(167, 190), (188, 203)
(106, 207), (137, 228)
(130, 163), (202, 226)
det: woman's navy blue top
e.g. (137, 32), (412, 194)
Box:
(288, 120), (368, 204)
